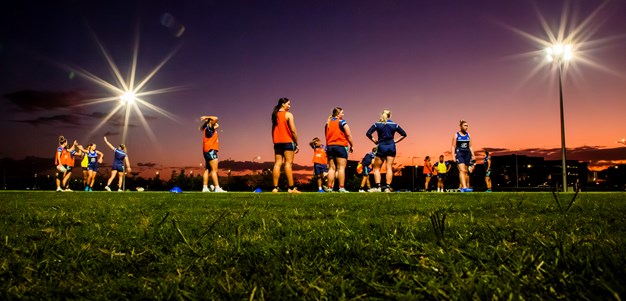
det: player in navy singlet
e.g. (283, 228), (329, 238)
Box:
(451, 120), (475, 192)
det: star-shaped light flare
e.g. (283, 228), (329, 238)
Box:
(69, 30), (184, 145)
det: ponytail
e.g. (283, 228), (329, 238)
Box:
(379, 109), (391, 123)
(272, 98), (290, 128)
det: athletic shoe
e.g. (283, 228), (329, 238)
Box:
(88, 187), (93, 192)
(118, 189), (123, 192)
(272, 188), (279, 193)
(202, 187), (211, 192)
(324, 187), (333, 192)
(368, 187), (381, 193)
(105, 186), (111, 191)
(65, 188), (73, 192)
(214, 187), (227, 193)
(358, 189), (366, 193)
(210, 185), (215, 192)
(317, 189), (325, 193)
(465, 188), (473, 192)
(288, 188), (302, 194)
(84, 186), (89, 191)
(486, 189), (492, 192)
(56, 187), (63, 192)
(384, 187), (393, 193)
(338, 188), (350, 193)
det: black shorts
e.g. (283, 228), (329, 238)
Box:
(274, 143), (296, 155)
(326, 145), (349, 160)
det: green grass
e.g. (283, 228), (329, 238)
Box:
(1, 191), (625, 300)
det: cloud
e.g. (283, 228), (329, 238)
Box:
(4, 89), (85, 112)
(12, 114), (84, 127)
(137, 162), (157, 168)
(4, 90), (160, 128)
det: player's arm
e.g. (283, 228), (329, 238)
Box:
(56, 149), (63, 167)
(451, 134), (457, 161)
(75, 144), (87, 153)
(103, 136), (115, 151)
(343, 124), (354, 153)
(97, 151), (104, 163)
(395, 126), (407, 144)
(469, 139), (475, 159)
(124, 157), (132, 172)
(68, 140), (77, 151)
(366, 124), (377, 144)
(286, 112), (299, 149)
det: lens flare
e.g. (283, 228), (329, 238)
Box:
(67, 29), (184, 145)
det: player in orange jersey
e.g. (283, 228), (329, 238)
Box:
(200, 115), (226, 193)
(309, 137), (328, 192)
(54, 136), (68, 192)
(423, 156), (434, 192)
(325, 107), (354, 193)
(271, 98), (301, 194)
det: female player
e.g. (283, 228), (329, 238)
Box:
(54, 136), (68, 192)
(325, 107), (354, 193)
(103, 136), (132, 192)
(61, 140), (79, 192)
(199, 115), (226, 193)
(358, 148), (376, 192)
(452, 120), (475, 192)
(484, 150), (492, 192)
(423, 156), (434, 192)
(366, 109), (407, 192)
(309, 137), (328, 193)
(271, 98), (301, 193)
(77, 143), (103, 191)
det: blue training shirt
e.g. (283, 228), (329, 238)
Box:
(114, 148), (126, 166)
(360, 152), (375, 167)
(366, 119), (407, 145)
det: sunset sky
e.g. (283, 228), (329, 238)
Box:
(2, 0), (626, 177)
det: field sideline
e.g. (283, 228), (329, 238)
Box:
(1, 191), (625, 299)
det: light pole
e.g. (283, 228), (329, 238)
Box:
(546, 43), (573, 192)
(514, 151), (519, 188)
(408, 156), (417, 192)
(119, 91), (136, 192)
(252, 156), (261, 174)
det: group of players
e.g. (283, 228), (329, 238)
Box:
(58, 97), (492, 193)
(54, 135), (131, 192)
(200, 97), (492, 193)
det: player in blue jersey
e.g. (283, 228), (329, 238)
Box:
(366, 110), (407, 192)
(484, 150), (492, 192)
(451, 120), (475, 192)
(77, 143), (104, 191)
(103, 136), (131, 192)
(357, 148), (376, 192)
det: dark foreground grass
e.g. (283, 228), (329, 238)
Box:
(1, 191), (625, 300)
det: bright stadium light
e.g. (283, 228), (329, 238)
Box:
(66, 30), (183, 145)
(545, 42), (575, 192)
(120, 91), (136, 104)
(617, 138), (626, 146)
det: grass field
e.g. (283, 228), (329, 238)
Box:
(1, 191), (625, 300)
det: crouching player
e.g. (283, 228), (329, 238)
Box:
(358, 148), (376, 192)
